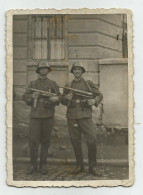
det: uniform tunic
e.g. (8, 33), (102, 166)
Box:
(23, 77), (60, 118)
(61, 77), (103, 168)
(23, 77), (60, 166)
(61, 78), (103, 119)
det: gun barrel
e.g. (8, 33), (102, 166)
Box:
(19, 86), (56, 97)
(60, 86), (93, 97)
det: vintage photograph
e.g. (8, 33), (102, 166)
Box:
(6, 9), (134, 187)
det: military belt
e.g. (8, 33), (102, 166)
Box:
(75, 99), (80, 103)
(39, 99), (44, 103)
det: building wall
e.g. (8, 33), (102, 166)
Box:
(67, 14), (123, 85)
(99, 59), (128, 127)
(68, 14), (123, 59)
(13, 15), (28, 87)
(13, 14), (124, 87)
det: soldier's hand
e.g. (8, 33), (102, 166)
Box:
(32, 92), (40, 99)
(48, 96), (59, 103)
(87, 99), (96, 106)
(64, 94), (73, 101)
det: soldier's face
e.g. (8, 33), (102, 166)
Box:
(73, 66), (83, 78)
(39, 68), (50, 76)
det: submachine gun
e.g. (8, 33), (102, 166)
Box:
(60, 86), (102, 107)
(20, 87), (57, 108)
(60, 86), (93, 99)
(20, 86), (94, 108)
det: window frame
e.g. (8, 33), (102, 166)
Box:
(27, 15), (68, 62)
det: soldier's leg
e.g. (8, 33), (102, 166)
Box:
(67, 119), (83, 169)
(27, 118), (41, 174)
(78, 118), (101, 176)
(40, 117), (54, 173)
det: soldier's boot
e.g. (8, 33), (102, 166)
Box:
(40, 164), (48, 175)
(71, 156), (84, 174)
(87, 140), (101, 176)
(71, 165), (84, 174)
(26, 164), (38, 175)
(39, 147), (48, 174)
(26, 149), (38, 174)
(88, 166), (101, 176)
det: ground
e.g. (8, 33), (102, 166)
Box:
(13, 162), (129, 181)
(13, 133), (128, 160)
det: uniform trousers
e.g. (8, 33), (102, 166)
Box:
(29, 118), (54, 166)
(67, 118), (97, 168)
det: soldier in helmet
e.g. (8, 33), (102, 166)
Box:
(23, 61), (60, 174)
(61, 61), (103, 176)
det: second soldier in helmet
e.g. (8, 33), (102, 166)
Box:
(61, 61), (103, 176)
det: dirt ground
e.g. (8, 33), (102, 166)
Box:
(13, 162), (129, 181)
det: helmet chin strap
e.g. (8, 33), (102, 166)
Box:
(38, 73), (48, 79)
(74, 76), (83, 81)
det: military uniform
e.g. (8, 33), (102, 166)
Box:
(23, 61), (60, 173)
(61, 65), (103, 174)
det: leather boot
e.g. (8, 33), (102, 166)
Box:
(71, 166), (84, 174)
(26, 164), (37, 175)
(89, 167), (102, 176)
(40, 164), (48, 175)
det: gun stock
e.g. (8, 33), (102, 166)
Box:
(20, 86), (57, 108)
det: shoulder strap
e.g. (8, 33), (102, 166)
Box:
(66, 80), (73, 87)
(35, 79), (39, 89)
(84, 79), (93, 93)
(64, 80), (74, 94)
(70, 80), (74, 88)
(50, 80), (58, 95)
(31, 79), (38, 89)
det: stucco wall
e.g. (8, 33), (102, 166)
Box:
(99, 59), (128, 127)
(13, 15), (28, 87)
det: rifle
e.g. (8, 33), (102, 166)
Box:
(20, 87), (57, 108)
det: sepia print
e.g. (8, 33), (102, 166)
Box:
(6, 9), (134, 187)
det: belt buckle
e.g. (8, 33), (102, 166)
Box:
(39, 99), (44, 103)
(76, 99), (80, 103)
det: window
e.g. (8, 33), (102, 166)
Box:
(28, 15), (66, 61)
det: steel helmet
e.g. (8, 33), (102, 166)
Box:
(36, 61), (52, 73)
(70, 62), (85, 74)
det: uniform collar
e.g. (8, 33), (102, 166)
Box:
(73, 77), (83, 82)
(38, 75), (48, 80)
